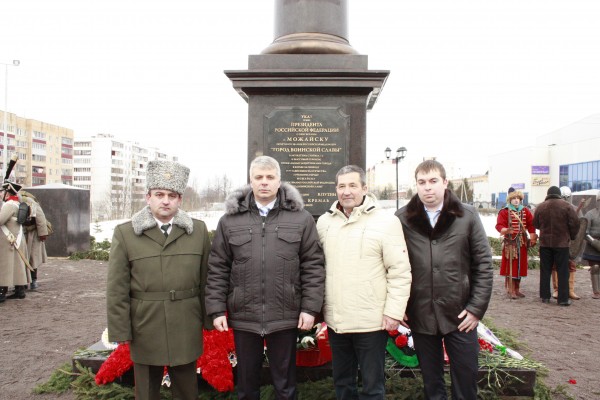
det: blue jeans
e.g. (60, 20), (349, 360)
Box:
(327, 328), (388, 400)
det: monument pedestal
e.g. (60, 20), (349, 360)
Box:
(227, 54), (388, 218)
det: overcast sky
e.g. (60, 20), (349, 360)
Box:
(3, 0), (600, 187)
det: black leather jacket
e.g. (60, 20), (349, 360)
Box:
(395, 190), (493, 335)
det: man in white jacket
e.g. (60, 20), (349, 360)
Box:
(317, 165), (412, 399)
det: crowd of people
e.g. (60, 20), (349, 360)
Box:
(4, 154), (598, 399)
(0, 178), (49, 303)
(495, 183), (600, 306)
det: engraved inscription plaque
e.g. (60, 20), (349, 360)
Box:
(265, 107), (349, 216)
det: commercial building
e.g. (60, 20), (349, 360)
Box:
(73, 134), (178, 220)
(489, 113), (600, 206)
(1, 110), (74, 186)
(367, 114), (599, 209)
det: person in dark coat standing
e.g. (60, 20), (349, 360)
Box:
(533, 185), (580, 306)
(107, 160), (212, 400)
(396, 160), (493, 400)
(206, 156), (325, 400)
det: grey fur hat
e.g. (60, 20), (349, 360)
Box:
(146, 160), (190, 195)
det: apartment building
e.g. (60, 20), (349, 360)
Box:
(73, 133), (178, 220)
(1, 110), (74, 186)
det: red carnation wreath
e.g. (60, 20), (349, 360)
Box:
(95, 328), (236, 392)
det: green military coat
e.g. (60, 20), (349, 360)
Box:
(107, 206), (212, 366)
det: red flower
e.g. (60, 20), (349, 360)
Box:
(95, 343), (133, 385)
(388, 329), (399, 337)
(395, 335), (408, 348)
(568, 379), (577, 385)
(198, 328), (236, 392)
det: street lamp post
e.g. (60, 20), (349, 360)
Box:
(385, 146), (407, 209)
(2, 59), (20, 179)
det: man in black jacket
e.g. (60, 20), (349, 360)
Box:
(396, 160), (493, 400)
(206, 156), (325, 400)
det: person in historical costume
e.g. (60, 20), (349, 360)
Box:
(20, 190), (49, 290)
(495, 188), (537, 299)
(0, 180), (31, 302)
(582, 194), (600, 299)
(107, 160), (213, 400)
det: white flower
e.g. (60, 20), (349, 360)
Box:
(101, 328), (119, 350)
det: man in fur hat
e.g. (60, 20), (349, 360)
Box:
(0, 180), (30, 302)
(533, 185), (580, 306)
(107, 160), (212, 400)
(206, 155), (324, 400)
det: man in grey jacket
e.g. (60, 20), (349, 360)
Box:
(206, 156), (324, 400)
(396, 160), (493, 400)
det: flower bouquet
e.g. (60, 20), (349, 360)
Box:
(296, 322), (332, 367)
(386, 325), (419, 367)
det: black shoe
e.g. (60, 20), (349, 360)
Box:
(7, 286), (26, 300)
(541, 298), (551, 303)
(29, 280), (38, 290)
(559, 300), (572, 306)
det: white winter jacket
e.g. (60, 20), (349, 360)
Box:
(317, 193), (412, 333)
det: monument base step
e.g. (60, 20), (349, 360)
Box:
(73, 341), (536, 397)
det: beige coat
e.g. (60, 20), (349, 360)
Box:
(23, 197), (48, 269)
(0, 200), (30, 286)
(317, 193), (412, 333)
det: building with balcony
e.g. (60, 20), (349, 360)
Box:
(1, 110), (74, 186)
(73, 133), (178, 221)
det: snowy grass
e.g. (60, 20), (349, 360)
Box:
(89, 209), (500, 243)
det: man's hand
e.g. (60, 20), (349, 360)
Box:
(213, 316), (229, 332)
(298, 312), (315, 331)
(382, 315), (400, 331)
(399, 314), (410, 329)
(457, 310), (479, 333)
(500, 228), (514, 236)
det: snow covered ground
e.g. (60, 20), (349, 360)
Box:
(89, 209), (500, 243)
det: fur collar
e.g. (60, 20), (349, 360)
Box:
(131, 206), (193, 236)
(544, 194), (562, 201)
(404, 189), (464, 239)
(225, 182), (304, 215)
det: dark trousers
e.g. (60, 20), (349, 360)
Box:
(234, 328), (298, 400)
(540, 247), (570, 303)
(327, 328), (388, 400)
(133, 361), (198, 400)
(412, 329), (479, 400)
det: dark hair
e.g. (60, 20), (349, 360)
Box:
(335, 165), (366, 186)
(414, 160), (446, 180)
